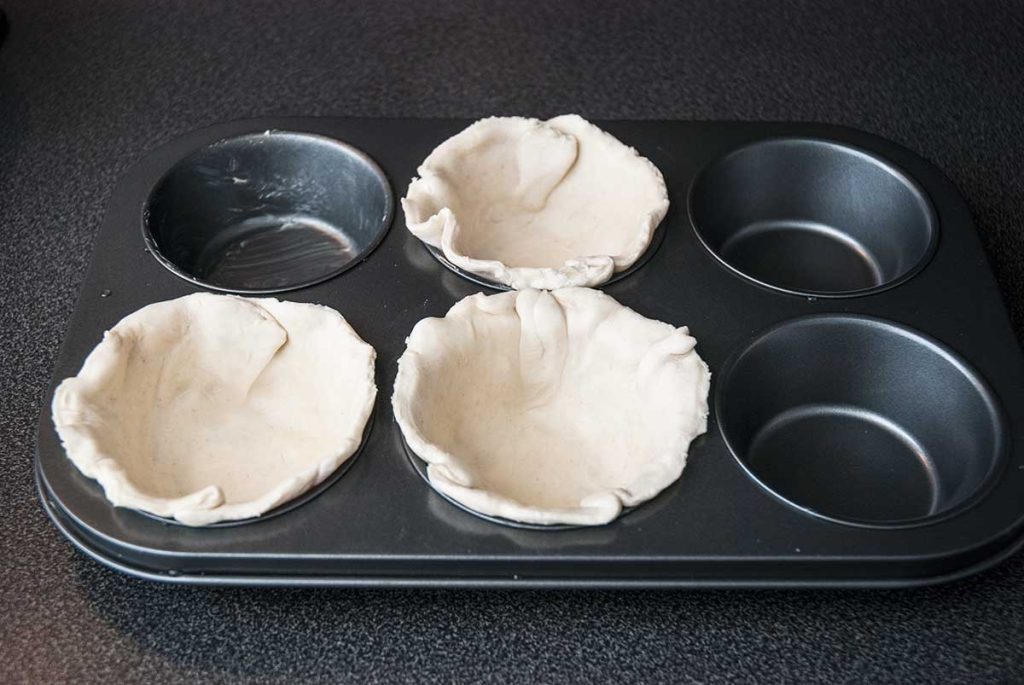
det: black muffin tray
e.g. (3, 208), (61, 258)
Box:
(36, 117), (1024, 587)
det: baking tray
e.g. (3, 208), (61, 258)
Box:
(35, 117), (1024, 588)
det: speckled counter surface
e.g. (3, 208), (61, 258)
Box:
(2, 1), (1024, 682)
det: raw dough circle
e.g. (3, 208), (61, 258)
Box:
(51, 293), (377, 526)
(393, 288), (710, 526)
(402, 115), (670, 290)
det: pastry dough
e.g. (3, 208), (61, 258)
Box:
(51, 293), (376, 526)
(393, 288), (709, 526)
(402, 115), (669, 289)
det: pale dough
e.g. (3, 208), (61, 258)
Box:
(393, 288), (710, 526)
(51, 293), (377, 526)
(402, 115), (670, 290)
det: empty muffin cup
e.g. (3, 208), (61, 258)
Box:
(144, 131), (394, 293)
(716, 315), (1005, 526)
(689, 138), (937, 297)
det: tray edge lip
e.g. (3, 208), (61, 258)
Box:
(38, 458), (1024, 589)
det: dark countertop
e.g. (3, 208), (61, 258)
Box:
(2, 1), (1023, 682)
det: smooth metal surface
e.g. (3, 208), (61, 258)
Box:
(689, 138), (938, 297)
(35, 118), (1024, 587)
(144, 131), (394, 294)
(716, 315), (1007, 527)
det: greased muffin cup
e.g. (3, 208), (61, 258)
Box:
(716, 314), (1005, 527)
(144, 131), (393, 294)
(689, 138), (936, 297)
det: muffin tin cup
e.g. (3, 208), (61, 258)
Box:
(143, 131), (394, 294)
(35, 117), (1024, 588)
(689, 138), (938, 297)
(716, 315), (1006, 528)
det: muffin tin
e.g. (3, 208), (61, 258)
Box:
(35, 117), (1024, 587)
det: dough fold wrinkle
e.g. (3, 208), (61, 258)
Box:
(52, 293), (377, 526)
(393, 288), (710, 526)
(402, 115), (670, 290)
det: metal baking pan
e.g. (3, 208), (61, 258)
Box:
(35, 117), (1024, 588)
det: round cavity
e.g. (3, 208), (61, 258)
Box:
(51, 293), (378, 526)
(402, 115), (669, 290)
(689, 138), (937, 297)
(144, 131), (394, 294)
(716, 315), (1005, 526)
(392, 288), (710, 527)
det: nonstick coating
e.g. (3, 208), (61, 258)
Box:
(689, 138), (937, 297)
(716, 315), (1006, 527)
(144, 132), (394, 294)
(35, 118), (1024, 587)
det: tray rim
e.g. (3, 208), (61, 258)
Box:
(37, 460), (1024, 589)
